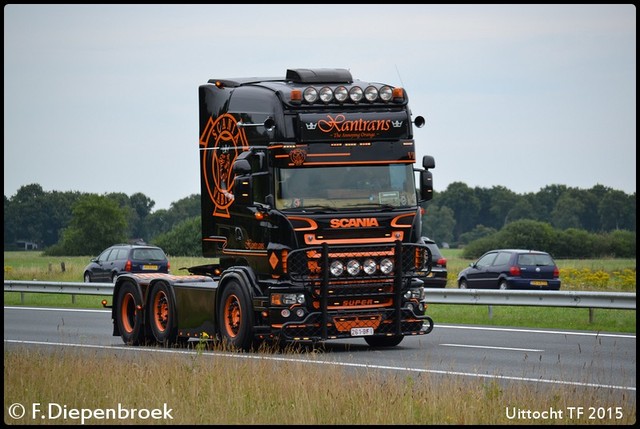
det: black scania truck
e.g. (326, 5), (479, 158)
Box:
(109, 68), (436, 350)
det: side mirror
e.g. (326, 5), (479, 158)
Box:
(420, 170), (433, 201)
(422, 155), (435, 169)
(233, 175), (253, 206)
(232, 159), (251, 175)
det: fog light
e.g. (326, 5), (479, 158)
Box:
(347, 259), (361, 276)
(380, 258), (394, 274)
(363, 259), (377, 275)
(330, 260), (344, 276)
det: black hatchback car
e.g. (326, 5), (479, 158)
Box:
(457, 249), (561, 290)
(83, 244), (170, 283)
(418, 237), (448, 288)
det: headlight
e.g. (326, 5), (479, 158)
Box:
(348, 86), (363, 103)
(379, 85), (393, 102)
(347, 259), (361, 276)
(363, 258), (377, 275)
(404, 287), (425, 300)
(334, 86), (348, 102)
(319, 87), (333, 103)
(271, 293), (305, 305)
(380, 258), (394, 274)
(330, 260), (344, 276)
(364, 86), (378, 102)
(303, 87), (318, 103)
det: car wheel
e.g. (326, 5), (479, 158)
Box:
(115, 281), (146, 346)
(111, 273), (119, 283)
(499, 280), (509, 290)
(218, 280), (255, 351)
(459, 279), (468, 289)
(148, 281), (178, 346)
(83, 272), (92, 283)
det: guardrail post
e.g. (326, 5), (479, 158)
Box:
(589, 308), (595, 324)
(72, 294), (76, 304)
(488, 305), (493, 319)
(21, 292), (25, 304)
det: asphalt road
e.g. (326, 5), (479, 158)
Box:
(4, 306), (636, 394)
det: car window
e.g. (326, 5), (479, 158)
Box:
(492, 252), (512, 266)
(147, 249), (166, 261)
(426, 243), (441, 258)
(475, 252), (497, 268)
(97, 249), (112, 262)
(132, 248), (166, 261)
(518, 254), (534, 265)
(532, 254), (554, 266)
(116, 248), (129, 260)
(132, 249), (150, 260)
(107, 249), (120, 261)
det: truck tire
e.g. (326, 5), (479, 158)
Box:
(148, 281), (178, 346)
(116, 280), (146, 346)
(364, 335), (404, 348)
(218, 280), (254, 351)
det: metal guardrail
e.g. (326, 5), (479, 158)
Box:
(3, 280), (636, 310)
(424, 288), (636, 310)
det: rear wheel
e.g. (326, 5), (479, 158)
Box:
(218, 280), (254, 351)
(499, 280), (509, 290)
(148, 282), (178, 346)
(116, 281), (146, 345)
(365, 335), (404, 348)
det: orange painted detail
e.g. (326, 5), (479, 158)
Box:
(390, 213), (415, 228)
(269, 252), (279, 270)
(333, 315), (382, 332)
(200, 113), (250, 218)
(288, 216), (318, 232)
(304, 234), (403, 245)
(329, 298), (393, 309)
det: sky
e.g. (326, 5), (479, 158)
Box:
(4, 4), (636, 211)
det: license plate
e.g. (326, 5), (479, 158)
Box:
(143, 265), (158, 270)
(530, 280), (548, 286)
(351, 327), (374, 336)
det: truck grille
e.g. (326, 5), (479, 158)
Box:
(276, 242), (430, 341)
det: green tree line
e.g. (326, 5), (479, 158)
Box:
(4, 182), (636, 258)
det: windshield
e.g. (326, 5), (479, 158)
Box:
(275, 164), (417, 210)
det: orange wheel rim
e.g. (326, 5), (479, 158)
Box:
(120, 292), (136, 333)
(153, 290), (169, 332)
(223, 294), (241, 338)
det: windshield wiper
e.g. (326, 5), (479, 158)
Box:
(345, 202), (397, 210)
(285, 205), (338, 212)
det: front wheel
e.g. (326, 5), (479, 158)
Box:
(364, 335), (404, 348)
(115, 281), (146, 345)
(218, 280), (255, 351)
(148, 281), (178, 346)
(458, 279), (468, 289)
(83, 272), (92, 283)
